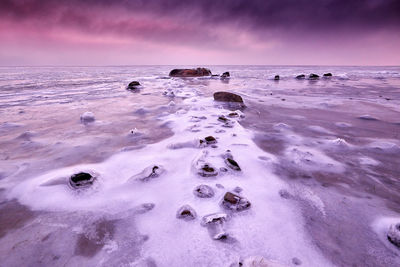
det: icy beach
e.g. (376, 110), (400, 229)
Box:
(0, 65), (400, 266)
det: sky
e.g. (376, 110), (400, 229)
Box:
(0, 0), (399, 66)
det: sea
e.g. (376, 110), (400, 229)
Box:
(0, 65), (399, 266)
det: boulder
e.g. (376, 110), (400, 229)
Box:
(222, 192), (251, 211)
(296, 74), (306, 79)
(127, 81), (141, 90)
(388, 223), (400, 248)
(80, 112), (95, 123)
(274, 75), (280, 81)
(323, 73), (333, 77)
(309, 73), (320, 79)
(213, 92), (243, 103)
(221, 72), (230, 78)
(169, 68), (211, 77)
(69, 172), (96, 189)
(194, 184), (215, 198)
(176, 205), (197, 220)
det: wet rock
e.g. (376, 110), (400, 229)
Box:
(296, 74), (306, 79)
(201, 213), (230, 240)
(387, 223), (400, 248)
(309, 73), (320, 79)
(213, 92), (244, 103)
(221, 72), (230, 78)
(80, 112), (95, 123)
(198, 164), (218, 177)
(130, 165), (165, 182)
(127, 81), (141, 90)
(193, 184), (215, 198)
(204, 136), (217, 144)
(222, 192), (251, 211)
(169, 68), (211, 77)
(358, 114), (378, 121)
(274, 75), (280, 80)
(323, 73), (333, 77)
(228, 112), (239, 118)
(218, 115), (228, 122)
(176, 205), (197, 220)
(223, 151), (241, 171)
(69, 172), (96, 189)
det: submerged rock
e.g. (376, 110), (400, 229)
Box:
(296, 74), (306, 79)
(221, 72), (230, 78)
(176, 205), (197, 220)
(69, 172), (96, 189)
(198, 164), (218, 177)
(223, 151), (241, 171)
(323, 73), (333, 77)
(213, 92), (244, 103)
(201, 213), (230, 240)
(222, 192), (251, 211)
(239, 256), (287, 267)
(130, 165), (165, 182)
(309, 73), (320, 79)
(274, 75), (280, 80)
(169, 68), (211, 77)
(358, 114), (378, 121)
(127, 81), (141, 90)
(193, 184), (215, 198)
(388, 223), (400, 248)
(80, 112), (95, 123)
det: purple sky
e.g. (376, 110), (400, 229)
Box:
(1, 0), (399, 65)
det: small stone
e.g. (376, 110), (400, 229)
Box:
(222, 192), (251, 211)
(176, 205), (197, 220)
(69, 172), (96, 189)
(296, 74), (306, 79)
(292, 257), (302, 265)
(204, 136), (217, 144)
(80, 112), (95, 123)
(233, 186), (243, 193)
(216, 183), (225, 189)
(218, 116), (228, 122)
(323, 73), (332, 77)
(274, 75), (280, 80)
(221, 72), (230, 78)
(219, 167), (228, 172)
(198, 164), (218, 177)
(193, 185), (215, 198)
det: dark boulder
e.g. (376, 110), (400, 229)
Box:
(127, 81), (141, 90)
(176, 205), (197, 220)
(69, 172), (95, 189)
(221, 72), (230, 78)
(193, 184), (215, 198)
(274, 75), (280, 81)
(169, 68), (211, 77)
(213, 92), (243, 103)
(323, 73), (333, 77)
(296, 74), (306, 79)
(309, 73), (320, 79)
(222, 192), (251, 211)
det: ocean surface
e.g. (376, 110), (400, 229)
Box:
(0, 65), (399, 266)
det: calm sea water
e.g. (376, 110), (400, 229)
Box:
(0, 65), (399, 266)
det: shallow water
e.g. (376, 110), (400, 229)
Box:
(0, 65), (399, 266)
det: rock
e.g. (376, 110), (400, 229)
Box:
(130, 165), (165, 182)
(201, 213), (230, 240)
(176, 205), (197, 220)
(388, 223), (400, 248)
(198, 164), (218, 177)
(292, 257), (302, 265)
(296, 74), (306, 79)
(213, 92), (244, 103)
(228, 112), (239, 118)
(169, 68), (211, 77)
(127, 81), (141, 90)
(204, 136), (217, 145)
(309, 73), (320, 79)
(279, 189), (291, 199)
(274, 75), (280, 80)
(221, 72), (230, 78)
(358, 114), (378, 121)
(323, 73), (333, 77)
(80, 112), (95, 123)
(218, 116), (228, 122)
(223, 151), (241, 171)
(222, 192), (251, 211)
(69, 172), (96, 189)
(216, 183), (224, 189)
(233, 186), (243, 193)
(193, 184), (215, 198)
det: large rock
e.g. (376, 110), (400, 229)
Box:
(222, 192), (251, 211)
(213, 92), (243, 103)
(169, 68), (211, 77)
